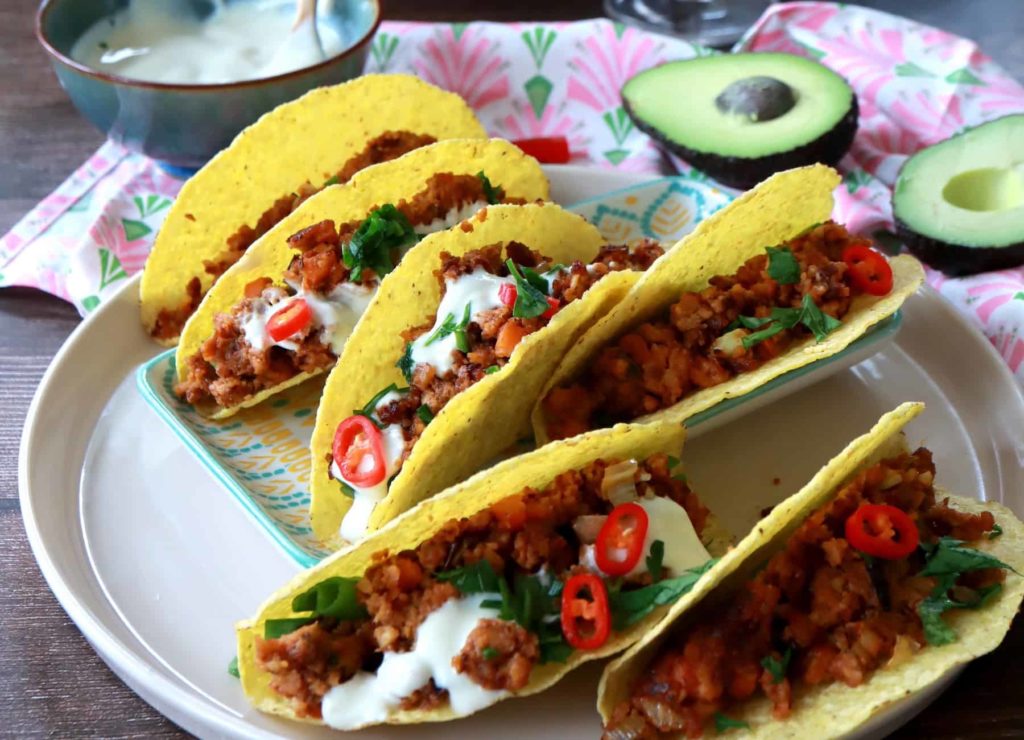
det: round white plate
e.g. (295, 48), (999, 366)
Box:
(20, 166), (1024, 739)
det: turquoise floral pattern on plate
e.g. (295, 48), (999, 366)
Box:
(135, 177), (732, 566)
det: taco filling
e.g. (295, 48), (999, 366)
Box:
(256, 454), (715, 728)
(150, 131), (438, 341)
(329, 240), (665, 541)
(176, 172), (516, 410)
(604, 448), (1010, 739)
(542, 222), (896, 440)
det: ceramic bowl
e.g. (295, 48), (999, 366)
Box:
(36, 0), (381, 171)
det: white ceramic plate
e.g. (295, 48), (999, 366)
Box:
(20, 166), (1024, 739)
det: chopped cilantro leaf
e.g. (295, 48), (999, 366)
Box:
(521, 265), (551, 295)
(227, 656), (240, 678)
(609, 559), (717, 629)
(714, 713), (750, 733)
(477, 171), (503, 204)
(766, 246), (800, 285)
(915, 537), (1014, 645)
(425, 312), (459, 346)
(739, 294), (841, 349)
(437, 560), (503, 594)
(416, 404), (434, 425)
(323, 175), (340, 187)
(761, 647), (792, 684)
(505, 259), (550, 318)
(264, 617), (314, 638)
(667, 455), (688, 483)
(990, 524), (1004, 540)
(485, 365), (501, 375)
(646, 540), (665, 582)
(292, 576), (368, 621)
(342, 204), (417, 282)
(798, 293), (843, 341)
(339, 481), (355, 498)
(397, 342), (415, 383)
(482, 646), (501, 660)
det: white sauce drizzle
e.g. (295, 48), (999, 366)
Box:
(239, 282), (373, 357)
(580, 497), (709, 580)
(408, 268), (513, 376)
(335, 420), (407, 543)
(414, 200), (490, 236)
(69, 0), (348, 85)
(320, 594), (506, 729)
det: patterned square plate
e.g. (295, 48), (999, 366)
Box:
(137, 176), (899, 566)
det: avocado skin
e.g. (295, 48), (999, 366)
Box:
(624, 95), (859, 190)
(895, 218), (1024, 276)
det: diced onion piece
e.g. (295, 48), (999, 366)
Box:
(602, 460), (639, 505)
(886, 634), (921, 669)
(573, 515), (607, 545)
(636, 698), (688, 732)
(880, 469), (902, 489)
(711, 327), (748, 358)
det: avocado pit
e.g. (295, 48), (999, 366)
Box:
(714, 76), (796, 122)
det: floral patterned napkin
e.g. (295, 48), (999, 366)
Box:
(2, 3), (1023, 381)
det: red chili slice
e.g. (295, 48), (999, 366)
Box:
(595, 502), (650, 576)
(845, 503), (920, 559)
(266, 298), (313, 342)
(512, 136), (571, 164)
(842, 244), (893, 296)
(542, 296), (560, 320)
(332, 415), (386, 488)
(499, 282), (517, 308)
(561, 573), (611, 650)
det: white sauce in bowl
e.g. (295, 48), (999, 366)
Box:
(70, 0), (349, 84)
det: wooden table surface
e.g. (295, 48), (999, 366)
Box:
(3, 0), (1023, 736)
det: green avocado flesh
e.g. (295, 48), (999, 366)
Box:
(622, 52), (855, 161)
(895, 115), (1024, 252)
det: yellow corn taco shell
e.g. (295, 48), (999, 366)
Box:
(141, 73), (487, 345)
(175, 138), (549, 419)
(531, 165), (926, 444)
(310, 202), (641, 549)
(238, 421), (732, 727)
(598, 402), (1024, 738)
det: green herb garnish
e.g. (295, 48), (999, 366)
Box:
(609, 559), (717, 629)
(227, 656), (240, 678)
(485, 365), (501, 375)
(646, 540), (665, 582)
(424, 312), (459, 346)
(343, 204), (417, 282)
(916, 537), (1013, 645)
(505, 259), (550, 318)
(477, 171), (503, 204)
(989, 524), (1004, 540)
(738, 294), (842, 349)
(339, 481), (355, 498)
(264, 617), (314, 639)
(417, 404), (434, 425)
(521, 265), (551, 295)
(482, 646), (501, 660)
(354, 383), (403, 426)
(437, 559), (503, 593)
(397, 342), (415, 383)
(323, 175), (340, 187)
(766, 246), (800, 285)
(667, 455), (688, 483)
(714, 713), (750, 733)
(292, 576), (368, 621)
(761, 647), (792, 684)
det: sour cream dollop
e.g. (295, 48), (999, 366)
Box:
(70, 0), (349, 85)
(320, 594), (506, 729)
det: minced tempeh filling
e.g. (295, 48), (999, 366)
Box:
(150, 130), (436, 341)
(369, 240), (666, 465)
(604, 448), (1003, 739)
(542, 222), (874, 440)
(175, 173), (510, 409)
(257, 454), (710, 719)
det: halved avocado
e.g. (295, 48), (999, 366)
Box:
(894, 114), (1024, 275)
(622, 52), (858, 189)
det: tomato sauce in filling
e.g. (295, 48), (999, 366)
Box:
(372, 240), (665, 463)
(603, 449), (1002, 739)
(150, 130), (437, 341)
(255, 455), (709, 719)
(175, 173), (514, 409)
(542, 223), (875, 441)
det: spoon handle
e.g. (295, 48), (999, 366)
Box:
(292, 0), (318, 31)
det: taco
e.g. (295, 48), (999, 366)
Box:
(141, 73), (487, 344)
(533, 165), (925, 444)
(599, 401), (1024, 739)
(173, 138), (548, 418)
(308, 202), (667, 547)
(237, 420), (734, 729)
